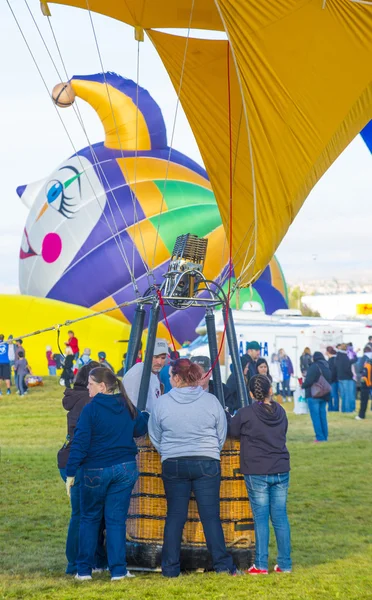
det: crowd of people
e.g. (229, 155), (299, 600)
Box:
(0, 334), (30, 396)
(4, 327), (369, 580)
(58, 340), (292, 580)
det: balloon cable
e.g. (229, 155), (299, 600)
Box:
(156, 290), (177, 353)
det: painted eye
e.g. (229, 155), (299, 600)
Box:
(47, 180), (63, 205)
(45, 178), (76, 219)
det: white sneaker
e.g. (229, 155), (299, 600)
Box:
(75, 574), (92, 581)
(355, 416), (363, 420)
(111, 571), (135, 580)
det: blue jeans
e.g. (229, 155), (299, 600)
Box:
(161, 458), (235, 577)
(245, 473), (291, 571)
(48, 366), (57, 376)
(308, 397), (328, 441)
(281, 378), (290, 397)
(78, 462), (138, 577)
(328, 382), (339, 411)
(15, 373), (26, 395)
(59, 468), (107, 574)
(339, 379), (356, 413)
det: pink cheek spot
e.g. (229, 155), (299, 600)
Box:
(41, 233), (62, 263)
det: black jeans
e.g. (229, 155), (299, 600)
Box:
(161, 457), (235, 577)
(359, 385), (371, 419)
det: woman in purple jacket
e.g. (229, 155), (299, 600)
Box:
(228, 375), (291, 575)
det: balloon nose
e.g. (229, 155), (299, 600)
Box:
(17, 185), (27, 198)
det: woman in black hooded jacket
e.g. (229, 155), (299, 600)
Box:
(302, 352), (331, 443)
(57, 361), (104, 575)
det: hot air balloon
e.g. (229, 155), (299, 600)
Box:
(17, 73), (288, 345)
(14, 0), (372, 574)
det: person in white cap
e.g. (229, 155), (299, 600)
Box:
(123, 338), (168, 412)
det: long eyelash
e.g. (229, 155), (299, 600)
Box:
(59, 192), (76, 219)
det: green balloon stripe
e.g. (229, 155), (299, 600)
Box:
(149, 205), (221, 253)
(153, 180), (216, 211)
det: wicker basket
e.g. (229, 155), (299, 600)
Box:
(126, 437), (254, 570)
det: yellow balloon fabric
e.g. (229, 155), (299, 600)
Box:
(45, 0), (372, 285)
(1, 295), (131, 375)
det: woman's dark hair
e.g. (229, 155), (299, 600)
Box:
(326, 346), (336, 356)
(171, 358), (203, 386)
(74, 361), (101, 387)
(249, 374), (272, 401)
(256, 357), (269, 373)
(89, 367), (137, 418)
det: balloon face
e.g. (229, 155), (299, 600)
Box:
(17, 73), (288, 344)
(18, 155), (106, 297)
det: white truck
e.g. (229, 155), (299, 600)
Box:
(183, 306), (371, 382)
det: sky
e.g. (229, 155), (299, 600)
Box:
(0, 0), (371, 295)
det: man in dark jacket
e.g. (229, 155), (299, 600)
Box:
(302, 352), (331, 442)
(335, 344), (357, 413)
(326, 346), (338, 411)
(356, 346), (372, 420)
(242, 341), (261, 383)
(190, 356), (238, 414)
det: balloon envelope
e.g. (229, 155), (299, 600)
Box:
(47, 0), (372, 285)
(17, 74), (288, 344)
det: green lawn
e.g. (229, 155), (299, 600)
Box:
(1, 379), (372, 599)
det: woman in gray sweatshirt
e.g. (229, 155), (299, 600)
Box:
(149, 358), (235, 578)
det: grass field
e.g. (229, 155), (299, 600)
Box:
(1, 379), (372, 599)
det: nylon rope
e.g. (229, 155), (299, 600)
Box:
(85, 0), (153, 288)
(7, 296), (142, 343)
(156, 290), (177, 352)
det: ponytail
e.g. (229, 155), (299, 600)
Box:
(89, 367), (137, 419)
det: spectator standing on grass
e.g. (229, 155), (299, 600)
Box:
(302, 352), (331, 443)
(256, 358), (272, 382)
(61, 347), (74, 389)
(65, 367), (149, 581)
(326, 346), (339, 412)
(7, 335), (15, 384)
(14, 351), (29, 396)
(226, 359), (250, 413)
(160, 349), (180, 394)
(15, 339), (25, 360)
(46, 346), (57, 376)
(270, 354), (283, 397)
(149, 358), (236, 578)
(335, 343), (357, 413)
(77, 348), (92, 369)
(355, 346), (372, 420)
(57, 361), (104, 576)
(123, 338), (168, 411)
(0, 334), (11, 396)
(242, 341), (261, 383)
(65, 331), (79, 360)
(300, 347), (312, 377)
(228, 374), (291, 575)
(278, 349), (293, 402)
(98, 351), (114, 371)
